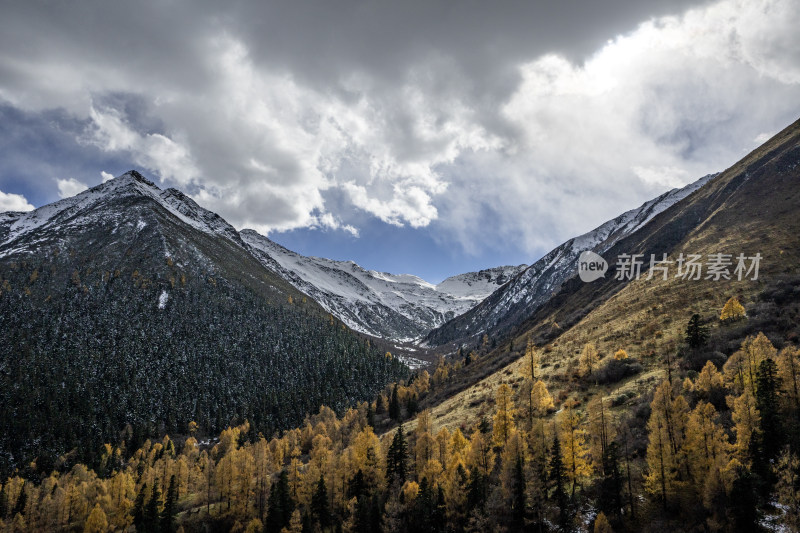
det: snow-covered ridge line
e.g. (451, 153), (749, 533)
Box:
(241, 229), (526, 340)
(0, 171), (242, 254)
(424, 173), (717, 345)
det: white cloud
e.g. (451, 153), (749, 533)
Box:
(101, 171), (114, 183)
(56, 177), (89, 199)
(85, 106), (198, 186)
(0, 0), (799, 257)
(0, 190), (34, 212)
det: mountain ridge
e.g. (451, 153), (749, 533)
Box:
(422, 172), (716, 347)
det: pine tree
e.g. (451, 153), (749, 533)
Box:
(161, 475), (177, 533)
(266, 471), (293, 533)
(311, 474), (331, 530)
(386, 425), (408, 487)
(685, 314), (708, 348)
(389, 384), (401, 421)
(133, 483), (147, 530)
(145, 483), (162, 533)
(598, 442), (623, 521)
(11, 482), (25, 517)
(511, 453), (526, 531)
(0, 483), (6, 520)
(756, 358), (781, 460)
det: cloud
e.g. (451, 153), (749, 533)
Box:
(56, 177), (89, 198)
(101, 171), (114, 183)
(0, 0), (798, 262)
(0, 190), (34, 212)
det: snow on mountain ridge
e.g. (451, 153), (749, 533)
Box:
(0, 171), (244, 258)
(424, 173), (717, 346)
(241, 229), (527, 340)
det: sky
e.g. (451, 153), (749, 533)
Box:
(1, 0), (799, 282)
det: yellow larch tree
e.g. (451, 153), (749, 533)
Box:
(580, 343), (600, 376)
(684, 402), (731, 489)
(559, 404), (591, 498)
(614, 349), (628, 360)
(467, 431), (495, 477)
(499, 429), (528, 503)
(778, 345), (800, 413)
(720, 296), (746, 322)
(724, 332), (776, 396)
(83, 503), (108, 533)
(688, 360), (724, 399)
(492, 383), (517, 448)
(645, 381), (689, 507)
(587, 397), (615, 476)
(728, 388), (761, 465)
(520, 338), (541, 428)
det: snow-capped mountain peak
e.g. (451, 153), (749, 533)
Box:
(0, 171), (243, 257)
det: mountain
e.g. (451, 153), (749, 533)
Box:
(242, 229), (526, 341)
(422, 172), (715, 347)
(0, 171), (407, 474)
(420, 116), (800, 421)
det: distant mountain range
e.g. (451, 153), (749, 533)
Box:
(243, 230), (525, 341)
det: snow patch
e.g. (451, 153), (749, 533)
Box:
(158, 290), (169, 309)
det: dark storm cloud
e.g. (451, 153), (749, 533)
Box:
(0, 0), (799, 267)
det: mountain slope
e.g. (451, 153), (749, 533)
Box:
(242, 229), (525, 340)
(423, 173), (715, 347)
(419, 116), (800, 430)
(0, 171), (407, 474)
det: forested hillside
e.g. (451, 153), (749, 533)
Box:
(0, 173), (408, 478)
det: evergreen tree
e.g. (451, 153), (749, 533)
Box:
(145, 483), (162, 533)
(729, 468), (760, 532)
(311, 474), (331, 530)
(161, 475), (177, 533)
(756, 358), (781, 461)
(366, 402), (375, 429)
(598, 442), (623, 521)
(133, 483), (147, 531)
(466, 467), (486, 510)
(685, 313), (708, 348)
(0, 483), (6, 519)
(386, 425), (408, 487)
(11, 482), (25, 517)
(389, 384), (401, 421)
(511, 453), (526, 531)
(266, 470), (294, 533)
(348, 469), (366, 500)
